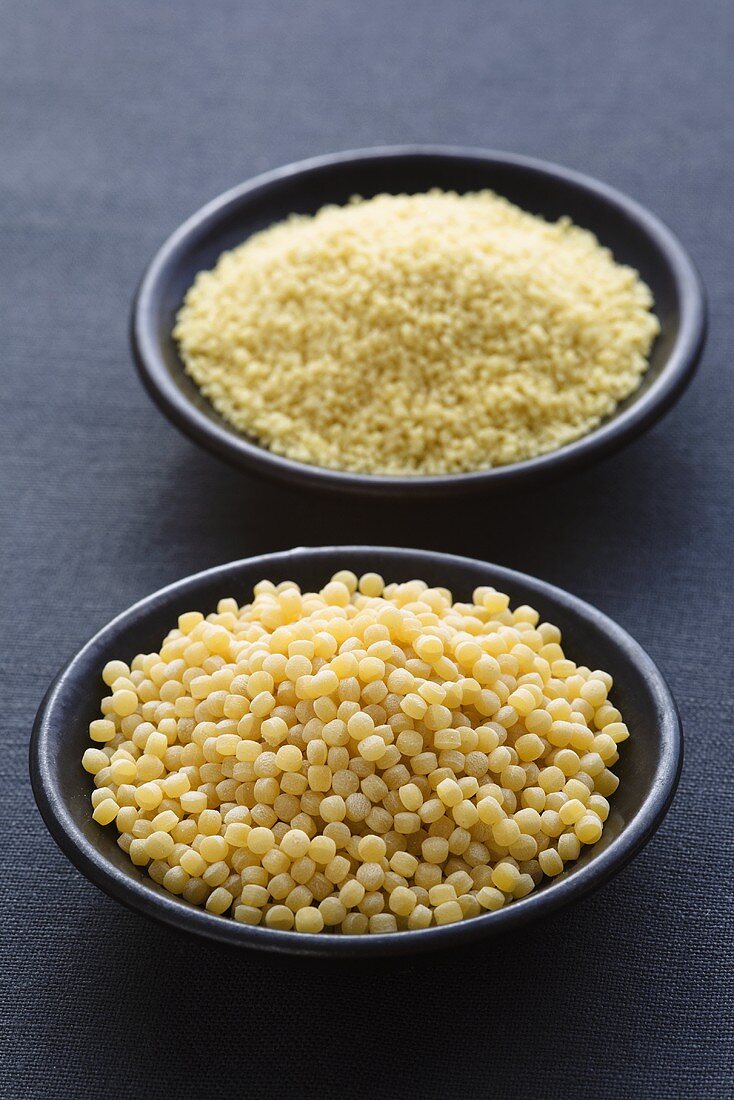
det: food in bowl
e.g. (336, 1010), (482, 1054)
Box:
(173, 191), (659, 476)
(82, 570), (629, 935)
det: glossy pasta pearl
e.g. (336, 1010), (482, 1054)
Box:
(82, 571), (626, 934)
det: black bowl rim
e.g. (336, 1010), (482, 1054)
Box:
(131, 145), (707, 497)
(30, 546), (682, 957)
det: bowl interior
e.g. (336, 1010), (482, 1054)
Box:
(34, 548), (679, 953)
(145, 151), (685, 459)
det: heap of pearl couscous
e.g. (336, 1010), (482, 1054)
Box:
(83, 571), (628, 935)
(174, 191), (659, 475)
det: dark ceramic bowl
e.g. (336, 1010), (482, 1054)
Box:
(31, 547), (681, 957)
(131, 146), (705, 498)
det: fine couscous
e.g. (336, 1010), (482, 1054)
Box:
(83, 571), (628, 935)
(174, 191), (659, 475)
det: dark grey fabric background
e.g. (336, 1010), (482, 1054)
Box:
(1, 2), (732, 1097)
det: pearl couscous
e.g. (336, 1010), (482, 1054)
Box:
(83, 572), (628, 935)
(174, 191), (659, 475)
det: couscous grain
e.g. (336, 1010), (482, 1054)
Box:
(174, 191), (659, 475)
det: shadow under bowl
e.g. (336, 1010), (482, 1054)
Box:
(30, 547), (682, 957)
(131, 146), (706, 498)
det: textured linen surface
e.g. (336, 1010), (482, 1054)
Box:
(1, 2), (732, 1097)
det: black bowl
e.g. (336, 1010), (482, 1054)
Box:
(131, 146), (706, 498)
(31, 547), (681, 957)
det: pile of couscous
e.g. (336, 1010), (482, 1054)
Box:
(174, 190), (659, 475)
(83, 571), (628, 935)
